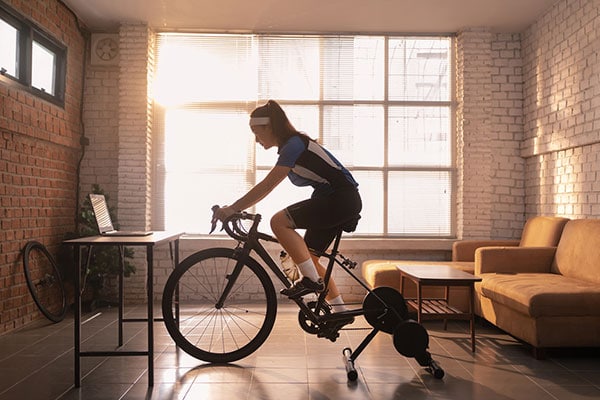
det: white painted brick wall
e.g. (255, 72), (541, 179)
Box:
(522, 0), (600, 218)
(118, 24), (153, 232)
(455, 29), (494, 240)
(115, 24), (155, 303)
(490, 33), (526, 238)
(80, 67), (119, 200)
(456, 30), (528, 241)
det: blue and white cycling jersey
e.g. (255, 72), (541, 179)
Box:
(276, 135), (358, 198)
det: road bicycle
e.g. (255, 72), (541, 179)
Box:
(161, 207), (444, 380)
(22, 241), (68, 323)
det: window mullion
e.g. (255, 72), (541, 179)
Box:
(383, 36), (390, 236)
(20, 26), (32, 86)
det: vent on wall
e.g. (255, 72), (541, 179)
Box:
(91, 34), (120, 66)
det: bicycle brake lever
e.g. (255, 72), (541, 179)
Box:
(209, 205), (220, 234)
(209, 222), (224, 234)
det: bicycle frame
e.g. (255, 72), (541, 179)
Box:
(163, 209), (445, 381)
(217, 212), (377, 328)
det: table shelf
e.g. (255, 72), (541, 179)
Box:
(407, 299), (461, 315)
(398, 264), (481, 352)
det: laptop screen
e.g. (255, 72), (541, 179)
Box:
(89, 194), (115, 233)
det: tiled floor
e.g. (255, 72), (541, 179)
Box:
(0, 303), (599, 400)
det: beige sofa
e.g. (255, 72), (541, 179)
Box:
(475, 219), (600, 358)
(362, 216), (569, 311)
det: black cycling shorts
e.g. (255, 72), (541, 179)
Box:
(284, 187), (362, 252)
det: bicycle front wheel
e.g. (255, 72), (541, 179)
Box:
(162, 248), (277, 363)
(22, 241), (67, 323)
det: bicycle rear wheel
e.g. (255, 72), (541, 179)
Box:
(162, 247), (277, 363)
(22, 241), (67, 323)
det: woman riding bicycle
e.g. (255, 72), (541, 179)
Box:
(213, 100), (362, 321)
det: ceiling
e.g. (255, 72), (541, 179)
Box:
(62, 0), (560, 34)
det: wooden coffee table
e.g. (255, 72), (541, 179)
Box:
(397, 264), (482, 352)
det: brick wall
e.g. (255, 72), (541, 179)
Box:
(0, 0), (84, 334)
(522, 0), (600, 218)
(117, 24), (154, 231)
(490, 33), (526, 237)
(79, 67), (120, 199)
(455, 29), (494, 240)
(116, 24), (155, 302)
(454, 30), (527, 241)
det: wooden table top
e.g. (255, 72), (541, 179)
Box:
(63, 231), (183, 246)
(397, 264), (482, 283)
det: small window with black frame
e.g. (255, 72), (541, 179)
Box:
(0, 3), (67, 106)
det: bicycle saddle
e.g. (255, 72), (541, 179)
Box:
(341, 215), (361, 233)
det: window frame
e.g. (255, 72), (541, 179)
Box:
(0, 3), (66, 106)
(153, 33), (456, 239)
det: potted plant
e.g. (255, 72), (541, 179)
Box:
(62, 185), (136, 310)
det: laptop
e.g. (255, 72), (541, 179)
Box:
(89, 194), (152, 236)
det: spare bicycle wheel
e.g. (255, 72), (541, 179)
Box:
(22, 241), (67, 323)
(362, 286), (408, 334)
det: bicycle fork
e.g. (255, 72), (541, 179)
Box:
(215, 244), (251, 309)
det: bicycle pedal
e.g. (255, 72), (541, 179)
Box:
(317, 329), (340, 342)
(316, 317), (353, 342)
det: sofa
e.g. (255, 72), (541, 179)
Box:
(362, 216), (569, 311)
(475, 219), (600, 358)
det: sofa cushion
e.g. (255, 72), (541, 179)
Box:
(477, 273), (600, 317)
(552, 219), (600, 284)
(452, 240), (519, 262)
(519, 216), (569, 247)
(362, 260), (401, 288)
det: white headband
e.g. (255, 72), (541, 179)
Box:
(249, 117), (270, 126)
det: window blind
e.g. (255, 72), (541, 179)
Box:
(153, 33), (454, 237)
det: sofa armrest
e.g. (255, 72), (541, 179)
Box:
(475, 246), (557, 275)
(452, 240), (520, 261)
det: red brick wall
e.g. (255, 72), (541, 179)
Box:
(0, 0), (84, 334)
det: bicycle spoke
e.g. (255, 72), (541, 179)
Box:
(222, 308), (259, 341)
(22, 241), (67, 323)
(161, 248), (277, 362)
(177, 304), (265, 353)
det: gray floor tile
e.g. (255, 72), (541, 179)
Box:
(0, 304), (598, 400)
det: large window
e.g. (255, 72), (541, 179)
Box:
(153, 33), (454, 237)
(0, 4), (66, 105)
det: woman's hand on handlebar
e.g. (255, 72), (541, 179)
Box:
(213, 206), (236, 222)
(210, 205), (236, 233)
(209, 206), (268, 241)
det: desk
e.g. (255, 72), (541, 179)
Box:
(64, 232), (182, 387)
(397, 264), (482, 352)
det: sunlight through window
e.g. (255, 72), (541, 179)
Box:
(153, 34), (454, 237)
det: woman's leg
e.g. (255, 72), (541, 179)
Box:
(272, 210), (343, 300)
(311, 253), (340, 300)
(271, 211), (312, 266)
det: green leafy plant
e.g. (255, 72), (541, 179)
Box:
(62, 185), (136, 303)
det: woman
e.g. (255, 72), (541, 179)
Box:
(214, 100), (361, 318)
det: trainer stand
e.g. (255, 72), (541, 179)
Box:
(338, 287), (445, 381)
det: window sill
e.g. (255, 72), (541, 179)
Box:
(179, 235), (454, 252)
